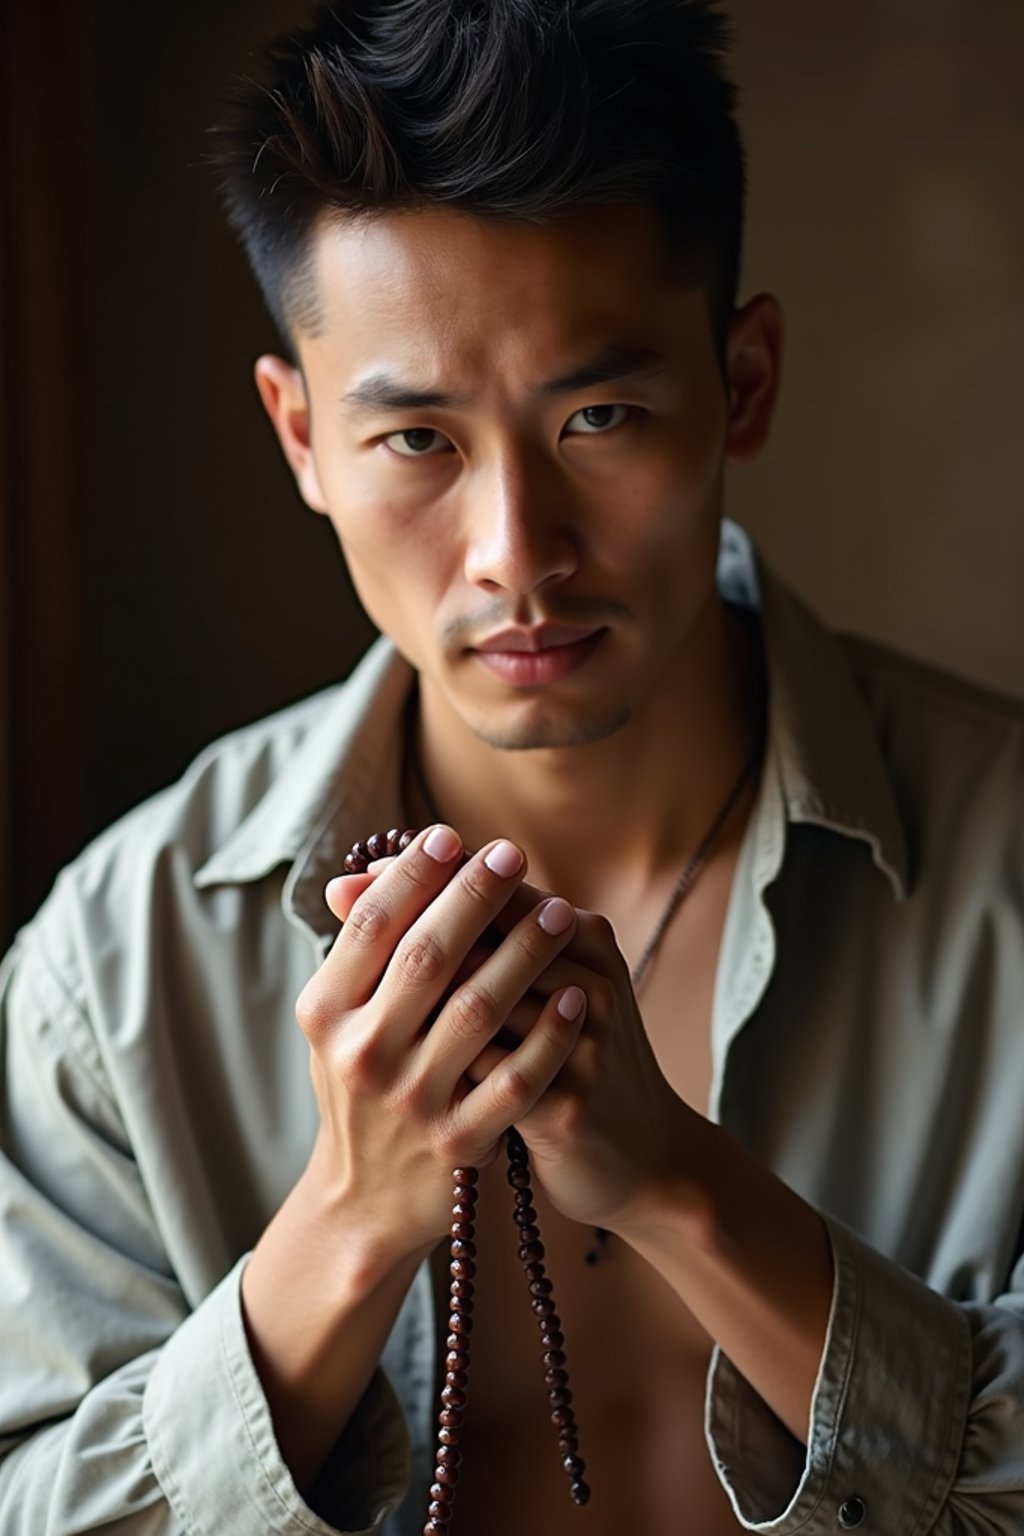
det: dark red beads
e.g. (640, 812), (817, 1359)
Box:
(506, 1127), (591, 1507)
(424, 1166), (479, 1536)
(343, 827), (417, 874)
(421, 1135), (592, 1533)
(349, 826), (592, 1527)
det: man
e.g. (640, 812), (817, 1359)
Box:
(1, 2), (1023, 1533)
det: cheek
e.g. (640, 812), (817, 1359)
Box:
(606, 424), (724, 566)
(600, 414), (726, 628)
(317, 460), (452, 638)
(647, 407), (728, 574)
(665, 387), (729, 504)
(319, 449), (428, 564)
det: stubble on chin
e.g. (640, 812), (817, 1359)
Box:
(431, 608), (635, 753)
(467, 701), (632, 753)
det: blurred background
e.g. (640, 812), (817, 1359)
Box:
(1, 0), (1022, 948)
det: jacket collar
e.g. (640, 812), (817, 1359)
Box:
(194, 520), (907, 909)
(742, 537), (906, 898)
(193, 639), (415, 899)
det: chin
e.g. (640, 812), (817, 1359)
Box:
(466, 701), (633, 753)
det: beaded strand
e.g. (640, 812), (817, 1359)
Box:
(342, 708), (764, 1524)
(342, 829), (590, 1528)
(343, 826), (418, 872)
(423, 1165), (479, 1536)
(506, 1127), (590, 1506)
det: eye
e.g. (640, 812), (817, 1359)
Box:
(564, 404), (631, 436)
(384, 428), (452, 458)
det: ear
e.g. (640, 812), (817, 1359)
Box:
(722, 293), (784, 464)
(253, 353), (329, 513)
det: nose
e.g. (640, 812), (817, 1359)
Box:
(462, 446), (579, 597)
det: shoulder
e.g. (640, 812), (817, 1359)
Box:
(19, 640), (402, 991)
(839, 633), (1024, 877)
(1, 664), (382, 1085)
(842, 632), (1022, 735)
(841, 632), (1022, 774)
(69, 681), (345, 894)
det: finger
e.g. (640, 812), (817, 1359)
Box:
(414, 896), (579, 1093)
(463, 1040), (505, 1084)
(479, 873), (555, 936)
(311, 823), (466, 1009)
(462, 982), (587, 1072)
(430, 926), (597, 1036)
(455, 984), (587, 1145)
(487, 991), (553, 1052)
(486, 905), (626, 1013)
(330, 861), (551, 941)
(324, 871), (376, 924)
(491, 887), (622, 968)
(489, 949), (602, 1009)
(433, 931), (515, 1000)
(370, 838), (531, 1053)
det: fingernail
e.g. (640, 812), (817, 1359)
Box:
(424, 825), (462, 862)
(557, 986), (586, 1021)
(538, 897), (574, 935)
(325, 877), (345, 905)
(484, 840), (524, 878)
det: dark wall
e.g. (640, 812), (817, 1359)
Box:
(87, 0), (376, 839)
(2, 0), (376, 944)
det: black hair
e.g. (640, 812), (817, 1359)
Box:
(206, 0), (746, 361)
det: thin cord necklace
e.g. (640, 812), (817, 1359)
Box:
(406, 704), (764, 999)
(405, 714), (764, 1268)
(342, 708), (765, 1531)
(625, 728), (764, 994)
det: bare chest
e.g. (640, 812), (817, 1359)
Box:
(432, 966), (743, 1536)
(433, 1187), (744, 1534)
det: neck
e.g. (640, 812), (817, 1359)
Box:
(405, 594), (765, 913)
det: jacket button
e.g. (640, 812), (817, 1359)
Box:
(838, 1497), (866, 1528)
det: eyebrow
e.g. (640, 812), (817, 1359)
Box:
(340, 344), (665, 413)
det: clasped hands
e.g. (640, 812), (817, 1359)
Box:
(295, 824), (703, 1260)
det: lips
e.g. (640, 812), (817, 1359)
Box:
(470, 627), (606, 686)
(474, 624), (601, 653)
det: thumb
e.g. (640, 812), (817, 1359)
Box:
(324, 871), (377, 923)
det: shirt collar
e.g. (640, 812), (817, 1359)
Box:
(194, 519), (907, 909)
(719, 520), (908, 898)
(193, 639), (417, 905)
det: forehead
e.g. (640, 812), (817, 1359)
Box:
(299, 205), (709, 389)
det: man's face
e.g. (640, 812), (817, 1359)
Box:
(263, 205), (778, 752)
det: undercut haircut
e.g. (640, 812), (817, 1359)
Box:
(206, 0), (747, 362)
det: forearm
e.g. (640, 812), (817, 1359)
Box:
(241, 1146), (432, 1497)
(615, 1113), (833, 1443)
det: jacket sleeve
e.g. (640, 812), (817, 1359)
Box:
(705, 1212), (1024, 1534)
(0, 921), (410, 1536)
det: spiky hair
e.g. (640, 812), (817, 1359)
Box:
(207, 0), (746, 358)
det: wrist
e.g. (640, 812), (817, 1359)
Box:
(609, 1109), (725, 1257)
(241, 1149), (435, 1499)
(294, 1143), (438, 1292)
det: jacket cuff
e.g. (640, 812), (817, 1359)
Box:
(143, 1257), (410, 1535)
(705, 1214), (971, 1533)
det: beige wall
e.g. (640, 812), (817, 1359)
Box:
(728, 0), (1024, 695)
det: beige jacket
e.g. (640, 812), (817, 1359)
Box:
(1, 522), (1023, 1534)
